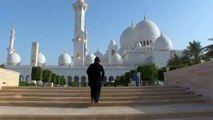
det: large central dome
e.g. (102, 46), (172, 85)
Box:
(120, 16), (161, 51)
(134, 16), (161, 46)
(120, 24), (134, 51)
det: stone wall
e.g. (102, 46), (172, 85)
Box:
(0, 68), (20, 89)
(164, 61), (213, 102)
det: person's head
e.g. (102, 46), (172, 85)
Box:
(94, 57), (100, 63)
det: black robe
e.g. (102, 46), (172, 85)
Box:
(86, 62), (105, 102)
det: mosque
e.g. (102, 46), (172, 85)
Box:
(5, 0), (175, 85)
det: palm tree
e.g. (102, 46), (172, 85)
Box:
(186, 40), (204, 64)
(167, 54), (182, 67)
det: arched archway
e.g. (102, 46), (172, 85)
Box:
(109, 76), (114, 82)
(74, 76), (79, 86)
(67, 76), (72, 86)
(19, 75), (24, 82)
(25, 75), (30, 82)
(101, 76), (107, 85)
(81, 76), (87, 87)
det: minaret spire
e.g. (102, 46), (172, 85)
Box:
(8, 24), (16, 55)
(131, 20), (134, 27)
(144, 15), (147, 20)
(73, 0), (88, 66)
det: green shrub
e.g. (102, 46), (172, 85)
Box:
(137, 64), (157, 85)
(31, 66), (42, 81)
(114, 76), (121, 86)
(51, 73), (56, 83)
(42, 70), (52, 83)
(19, 82), (35, 86)
(71, 81), (78, 87)
(55, 75), (60, 85)
(157, 67), (167, 81)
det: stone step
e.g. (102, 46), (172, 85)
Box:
(0, 98), (205, 107)
(0, 86), (211, 119)
(1, 86), (182, 90)
(0, 94), (199, 101)
(0, 87), (186, 93)
(0, 91), (193, 97)
(1, 112), (213, 120)
(1, 103), (213, 120)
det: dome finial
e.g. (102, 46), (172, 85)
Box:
(131, 20), (134, 27)
(144, 15), (147, 20)
(12, 24), (15, 31)
(77, 0), (84, 3)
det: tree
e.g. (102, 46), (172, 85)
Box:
(157, 67), (167, 81)
(187, 40), (204, 64)
(137, 64), (157, 85)
(31, 66), (42, 81)
(42, 70), (52, 83)
(120, 75), (125, 86)
(60, 76), (66, 86)
(167, 54), (182, 67)
(55, 75), (60, 85)
(167, 40), (204, 68)
(114, 76), (121, 86)
(124, 72), (131, 85)
(51, 73), (56, 83)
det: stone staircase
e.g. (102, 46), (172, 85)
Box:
(0, 86), (213, 120)
(0, 86), (205, 107)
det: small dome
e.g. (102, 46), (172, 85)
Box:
(135, 42), (142, 50)
(154, 33), (173, 51)
(58, 52), (72, 66)
(94, 49), (104, 61)
(134, 16), (161, 44)
(120, 25), (134, 50)
(38, 52), (46, 66)
(110, 39), (116, 46)
(111, 53), (123, 65)
(7, 52), (21, 66)
(85, 53), (96, 65)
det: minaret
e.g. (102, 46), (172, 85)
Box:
(30, 42), (39, 67)
(7, 25), (16, 55)
(72, 0), (88, 66)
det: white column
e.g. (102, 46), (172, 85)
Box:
(72, 0), (88, 67)
(30, 42), (39, 67)
(8, 25), (16, 55)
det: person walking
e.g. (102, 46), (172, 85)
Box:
(86, 57), (105, 104)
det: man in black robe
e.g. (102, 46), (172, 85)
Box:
(86, 57), (105, 104)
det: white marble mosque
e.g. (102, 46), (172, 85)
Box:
(5, 0), (177, 85)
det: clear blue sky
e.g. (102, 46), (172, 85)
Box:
(1, 0), (213, 65)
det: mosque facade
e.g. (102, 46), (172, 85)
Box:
(5, 0), (175, 85)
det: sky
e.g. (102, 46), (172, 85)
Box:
(1, 0), (213, 65)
